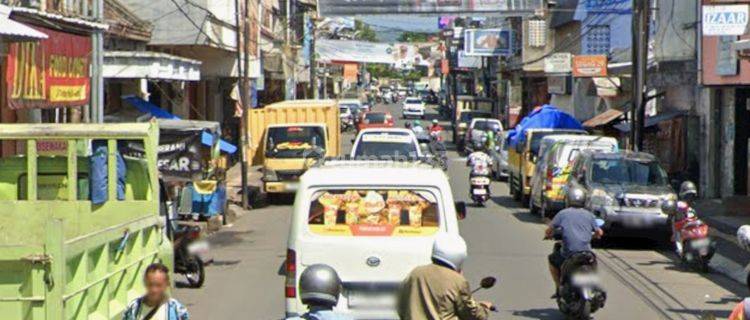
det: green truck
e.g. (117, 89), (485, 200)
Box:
(0, 123), (172, 320)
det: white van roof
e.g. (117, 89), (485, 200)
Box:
(302, 161), (447, 187)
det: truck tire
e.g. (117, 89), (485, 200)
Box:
(511, 175), (521, 201)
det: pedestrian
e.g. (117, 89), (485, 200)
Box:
(123, 263), (189, 320)
(397, 234), (492, 320)
(731, 225), (750, 320)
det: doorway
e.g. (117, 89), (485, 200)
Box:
(735, 88), (750, 195)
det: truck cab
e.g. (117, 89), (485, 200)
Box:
(248, 100), (342, 195)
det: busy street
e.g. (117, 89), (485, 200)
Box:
(174, 102), (746, 319)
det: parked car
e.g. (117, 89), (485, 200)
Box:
(489, 131), (510, 181)
(564, 151), (676, 237)
(357, 111), (395, 132)
(402, 97), (426, 119)
(529, 136), (618, 218)
(285, 160), (467, 318)
(350, 128), (423, 159)
(464, 118), (503, 153)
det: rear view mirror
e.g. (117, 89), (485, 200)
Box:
(480, 276), (497, 289)
(455, 201), (467, 220)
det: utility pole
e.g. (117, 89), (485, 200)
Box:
(630, 0), (649, 151)
(235, 0), (249, 210)
(310, 15), (318, 99)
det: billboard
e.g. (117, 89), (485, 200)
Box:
(319, 0), (543, 16)
(457, 50), (482, 69)
(464, 29), (512, 56)
(6, 26), (91, 109)
(316, 40), (442, 70)
(572, 55), (608, 77)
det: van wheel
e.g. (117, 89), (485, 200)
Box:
(511, 175), (521, 201)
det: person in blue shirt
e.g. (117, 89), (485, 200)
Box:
(122, 263), (189, 320)
(287, 264), (352, 320)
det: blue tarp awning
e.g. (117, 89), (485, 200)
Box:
(507, 104), (584, 148)
(123, 95), (237, 154)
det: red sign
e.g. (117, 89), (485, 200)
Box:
(6, 26), (91, 109)
(572, 55), (608, 77)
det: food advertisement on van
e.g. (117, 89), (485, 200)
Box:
(308, 189), (439, 236)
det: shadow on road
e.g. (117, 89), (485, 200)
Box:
(510, 308), (563, 320)
(665, 308), (731, 319)
(210, 230), (255, 248)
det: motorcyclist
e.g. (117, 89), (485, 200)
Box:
(467, 151), (492, 176)
(545, 187), (604, 294)
(667, 181), (699, 256)
(430, 119), (444, 133)
(412, 120), (425, 134)
(397, 234), (492, 320)
(286, 264), (352, 320)
(405, 121), (412, 130)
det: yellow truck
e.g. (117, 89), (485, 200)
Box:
(507, 128), (586, 205)
(248, 100), (341, 195)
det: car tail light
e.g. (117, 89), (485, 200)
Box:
(285, 249), (297, 298)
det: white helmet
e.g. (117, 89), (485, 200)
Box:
(431, 233), (468, 271)
(738, 225), (750, 251)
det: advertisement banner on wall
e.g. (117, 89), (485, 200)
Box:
(544, 53), (572, 74)
(572, 55), (608, 77)
(319, 0), (543, 16)
(6, 26), (91, 109)
(702, 4), (749, 36)
(463, 29), (512, 56)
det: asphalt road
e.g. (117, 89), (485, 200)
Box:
(175, 101), (747, 319)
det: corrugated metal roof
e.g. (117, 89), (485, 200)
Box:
(11, 6), (108, 31)
(0, 5), (46, 40)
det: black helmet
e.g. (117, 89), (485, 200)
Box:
(567, 187), (586, 208)
(679, 181), (697, 200)
(299, 264), (342, 307)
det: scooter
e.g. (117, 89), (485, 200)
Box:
(469, 157), (492, 206)
(673, 209), (716, 272)
(173, 224), (209, 288)
(549, 225), (607, 319)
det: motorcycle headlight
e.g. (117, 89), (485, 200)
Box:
(590, 189), (615, 207)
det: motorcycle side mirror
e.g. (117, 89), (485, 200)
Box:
(455, 201), (467, 220)
(480, 276), (497, 289)
(595, 218), (605, 228)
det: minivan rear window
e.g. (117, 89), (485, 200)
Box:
(307, 189), (440, 237)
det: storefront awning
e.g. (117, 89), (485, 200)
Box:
(0, 5), (47, 41)
(104, 51), (201, 81)
(122, 95), (237, 154)
(582, 108), (625, 128)
(614, 110), (686, 133)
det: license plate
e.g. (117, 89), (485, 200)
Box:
(471, 177), (490, 185)
(347, 292), (396, 309)
(472, 188), (487, 195)
(691, 238), (710, 248)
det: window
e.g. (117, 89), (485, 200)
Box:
(585, 25), (610, 55)
(307, 189), (440, 237)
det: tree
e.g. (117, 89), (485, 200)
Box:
(354, 20), (378, 42)
(397, 32), (434, 43)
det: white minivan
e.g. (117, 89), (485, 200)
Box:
(285, 160), (466, 319)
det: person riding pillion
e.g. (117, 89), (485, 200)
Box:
(286, 264), (352, 320)
(545, 187), (604, 294)
(398, 234), (493, 320)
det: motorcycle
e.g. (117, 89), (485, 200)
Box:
(673, 209), (716, 272)
(340, 116), (354, 132)
(549, 224), (607, 319)
(173, 224), (209, 288)
(468, 155), (492, 206)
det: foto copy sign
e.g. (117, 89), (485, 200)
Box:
(703, 4), (749, 36)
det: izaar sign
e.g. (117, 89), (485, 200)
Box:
(703, 4), (749, 36)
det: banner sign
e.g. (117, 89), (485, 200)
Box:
(6, 26), (91, 109)
(463, 29), (512, 56)
(319, 0), (543, 16)
(544, 53), (572, 74)
(572, 55), (608, 77)
(316, 39), (442, 70)
(125, 130), (206, 179)
(703, 4), (749, 36)
(457, 50), (482, 68)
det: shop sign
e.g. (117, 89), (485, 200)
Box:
(463, 29), (512, 56)
(716, 36), (739, 76)
(5, 26), (91, 109)
(572, 55), (608, 77)
(544, 53), (572, 74)
(592, 77), (621, 97)
(457, 50), (482, 69)
(702, 4), (749, 36)
(547, 76), (570, 95)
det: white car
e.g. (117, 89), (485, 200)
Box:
(285, 160), (466, 319)
(402, 97), (425, 119)
(465, 118), (503, 152)
(340, 99), (365, 112)
(351, 128), (423, 159)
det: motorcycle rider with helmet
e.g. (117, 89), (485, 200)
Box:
(286, 264), (352, 320)
(667, 181), (699, 256)
(545, 187), (604, 294)
(398, 234), (493, 320)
